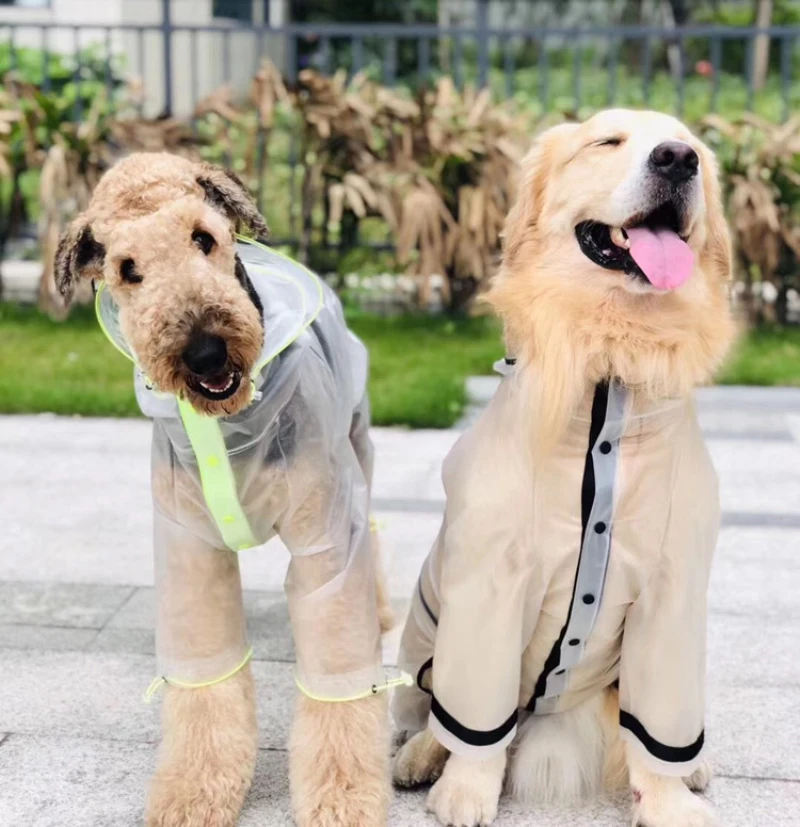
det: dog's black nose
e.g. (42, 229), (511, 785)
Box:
(183, 333), (228, 375)
(649, 141), (699, 184)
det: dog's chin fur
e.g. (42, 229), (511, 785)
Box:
(487, 113), (736, 454)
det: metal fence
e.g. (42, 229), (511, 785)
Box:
(1, 6), (799, 117)
(1, 3), (799, 275)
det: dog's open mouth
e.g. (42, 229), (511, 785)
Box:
(575, 201), (694, 291)
(189, 370), (242, 401)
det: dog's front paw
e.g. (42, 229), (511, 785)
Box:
(633, 783), (718, 827)
(146, 671), (257, 827)
(426, 752), (506, 827)
(290, 693), (391, 827)
(393, 729), (449, 788)
(146, 769), (248, 827)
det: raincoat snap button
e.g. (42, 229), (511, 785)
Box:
(582, 594), (595, 605)
(222, 515), (236, 523)
(206, 456), (220, 468)
(599, 441), (612, 454)
(594, 521), (607, 534)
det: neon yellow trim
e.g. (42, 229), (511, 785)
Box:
(294, 671), (413, 703)
(369, 516), (387, 533)
(143, 647), (254, 703)
(177, 399), (258, 552)
(235, 235), (325, 374)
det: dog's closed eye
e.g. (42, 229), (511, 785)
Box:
(594, 136), (624, 147)
(120, 258), (142, 284)
(192, 229), (216, 255)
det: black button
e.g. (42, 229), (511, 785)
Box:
(582, 594), (595, 605)
(599, 441), (612, 454)
(555, 669), (565, 676)
(594, 521), (607, 534)
(568, 638), (580, 646)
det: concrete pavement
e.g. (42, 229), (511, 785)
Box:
(1, 386), (799, 826)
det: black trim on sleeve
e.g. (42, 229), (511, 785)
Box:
(416, 657), (433, 695)
(620, 710), (705, 764)
(418, 578), (439, 627)
(527, 381), (609, 712)
(431, 696), (518, 748)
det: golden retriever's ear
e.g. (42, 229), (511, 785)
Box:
(503, 122), (579, 268)
(54, 214), (106, 305)
(196, 164), (269, 239)
(698, 142), (732, 281)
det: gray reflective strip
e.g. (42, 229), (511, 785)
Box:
(542, 380), (630, 702)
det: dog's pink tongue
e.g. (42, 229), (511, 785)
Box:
(625, 227), (694, 290)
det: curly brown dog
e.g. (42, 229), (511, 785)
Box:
(55, 152), (394, 827)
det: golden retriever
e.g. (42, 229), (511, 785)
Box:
(390, 109), (734, 827)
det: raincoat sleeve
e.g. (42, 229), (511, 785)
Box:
(275, 350), (383, 701)
(396, 385), (533, 756)
(619, 417), (719, 777)
(152, 506), (251, 688)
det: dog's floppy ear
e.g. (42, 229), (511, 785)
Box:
(502, 122), (579, 268)
(196, 164), (269, 239)
(54, 215), (106, 304)
(698, 142), (732, 282)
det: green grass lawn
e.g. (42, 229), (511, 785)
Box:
(1, 302), (798, 428)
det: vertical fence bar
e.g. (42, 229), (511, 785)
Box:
(745, 31), (755, 111)
(352, 36), (364, 74)
(286, 29), (297, 83)
(503, 34), (514, 99)
(223, 29), (231, 85)
(190, 28), (199, 109)
(41, 26), (50, 92)
(572, 34), (582, 110)
(676, 36), (685, 116)
(477, 0), (490, 89)
(642, 35), (652, 105)
(136, 27), (145, 116)
(161, 0), (173, 116)
(320, 35), (331, 75)
(73, 27), (83, 123)
(385, 37), (397, 86)
(105, 27), (113, 98)
(607, 37), (618, 106)
(538, 34), (549, 109)
(454, 34), (463, 89)
(780, 35), (792, 122)
(418, 36), (430, 85)
(710, 35), (721, 112)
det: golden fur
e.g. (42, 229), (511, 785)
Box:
(393, 110), (731, 827)
(55, 153), (393, 827)
(488, 109), (734, 452)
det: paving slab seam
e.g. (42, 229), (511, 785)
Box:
(101, 586), (143, 631)
(716, 773), (800, 785)
(0, 620), (107, 631)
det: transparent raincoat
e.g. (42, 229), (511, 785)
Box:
(97, 238), (386, 700)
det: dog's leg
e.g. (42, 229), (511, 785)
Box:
(146, 513), (257, 827)
(290, 692), (391, 827)
(369, 526), (395, 634)
(627, 745), (718, 827)
(426, 751), (507, 827)
(393, 728), (450, 788)
(146, 667), (257, 827)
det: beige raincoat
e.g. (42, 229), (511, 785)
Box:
(393, 371), (718, 776)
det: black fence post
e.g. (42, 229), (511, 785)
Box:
(161, 0), (173, 116)
(477, 0), (490, 88)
